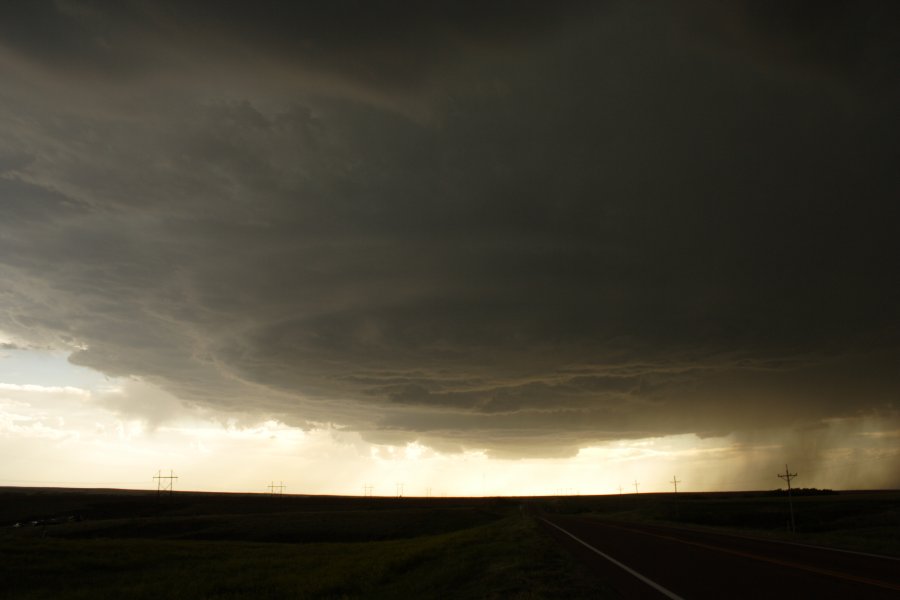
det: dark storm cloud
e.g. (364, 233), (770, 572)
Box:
(709, 0), (898, 92)
(0, 0), (595, 99)
(0, 1), (897, 457)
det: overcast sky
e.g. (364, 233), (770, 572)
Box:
(1, 1), (898, 494)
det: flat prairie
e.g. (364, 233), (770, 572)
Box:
(0, 488), (606, 599)
(3, 488), (896, 598)
(537, 489), (900, 557)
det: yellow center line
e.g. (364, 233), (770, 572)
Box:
(589, 521), (900, 593)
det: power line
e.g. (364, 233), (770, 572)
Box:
(777, 464), (798, 534)
(153, 470), (178, 496)
(671, 475), (682, 493)
(267, 481), (285, 496)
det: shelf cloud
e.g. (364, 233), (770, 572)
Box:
(1, 1), (897, 458)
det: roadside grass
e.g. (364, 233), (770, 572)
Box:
(0, 514), (608, 599)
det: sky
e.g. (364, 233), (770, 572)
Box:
(1, 1), (898, 495)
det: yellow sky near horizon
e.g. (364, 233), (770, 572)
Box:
(2, 348), (897, 496)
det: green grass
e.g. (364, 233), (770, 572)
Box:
(0, 515), (609, 599)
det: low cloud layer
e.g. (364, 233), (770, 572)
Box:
(1, 1), (897, 458)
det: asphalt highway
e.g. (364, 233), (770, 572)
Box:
(539, 515), (900, 599)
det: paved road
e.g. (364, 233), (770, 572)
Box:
(539, 515), (900, 599)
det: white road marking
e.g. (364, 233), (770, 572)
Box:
(541, 518), (685, 600)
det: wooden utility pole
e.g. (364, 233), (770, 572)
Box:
(153, 470), (178, 496)
(777, 464), (798, 533)
(671, 475), (681, 493)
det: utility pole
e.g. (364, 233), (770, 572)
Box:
(670, 475), (683, 519)
(267, 481), (285, 496)
(396, 482), (404, 498)
(425, 487), (432, 498)
(777, 464), (798, 534)
(363, 484), (373, 497)
(618, 485), (623, 495)
(153, 470), (178, 496)
(633, 480), (640, 494)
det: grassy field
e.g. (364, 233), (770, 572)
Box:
(538, 489), (900, 557)
(5, 487), (896, 598)
(0, 489), (609, 599)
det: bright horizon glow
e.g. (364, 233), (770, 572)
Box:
(2, 347), (897, 496)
